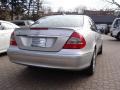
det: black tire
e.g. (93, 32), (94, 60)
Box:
(116, 33), (120, 40)
(110, 33), (113, 37)
(105, 33), (108, 35)
(105, 30), (108, 35)
(86, 50), (96, 75)
(98, 45), (102, 55)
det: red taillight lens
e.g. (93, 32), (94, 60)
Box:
(63, 32), (86, 49)
(10, 32), (17, 46)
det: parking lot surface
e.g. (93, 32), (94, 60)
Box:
(0, 35), (120, 90)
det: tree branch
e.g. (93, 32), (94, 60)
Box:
(104, 0), (114, 4)
(105, 0), (120, 8)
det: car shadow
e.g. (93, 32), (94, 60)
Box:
(0, 52), (7, 57)
(108, 39), (120, 42)
(103, 36), (120, 42)
(13, 67), (92, 88)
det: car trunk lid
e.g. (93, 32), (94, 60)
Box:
(14, 27), (77, 52)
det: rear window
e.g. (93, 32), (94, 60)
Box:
(32, 15), (83, 28)
(12, 22), (25, 26)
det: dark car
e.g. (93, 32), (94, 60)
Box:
(96, 24), (109, 34)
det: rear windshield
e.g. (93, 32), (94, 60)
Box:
(32, 15), (83, 28)
(12, 22), (25, 26)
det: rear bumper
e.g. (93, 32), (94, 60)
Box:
(7, 47), (93, 70)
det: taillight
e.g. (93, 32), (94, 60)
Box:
(63, 32), (86, 49)
(10, 32), (17, 46)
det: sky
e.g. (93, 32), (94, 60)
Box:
(44, 0), (120, 11)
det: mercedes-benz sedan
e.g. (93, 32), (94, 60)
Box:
(7, 15), (102, 75)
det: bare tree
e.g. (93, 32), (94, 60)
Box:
(43, 6), (52, 14)
(74, 6), (87, 14)
(101, 8), (114, 11)
(28, 0), (32, 17)
(104, 0), (120, 8)
(36, 0), (44, 15)
(57, 7), (64, 14)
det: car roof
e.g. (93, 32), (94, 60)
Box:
(42, 15), (88, 18)
(115, 18), (120, 19)
(0, 20), (10, 23)
(0, 20), (18, 25)
(0, 20), (20, 28)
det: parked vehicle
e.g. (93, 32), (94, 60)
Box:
(11, 20), (34, 28)
(96, 24), (109, 34)
(0, 20), (19, 53)
(7, 15), (103, 75)
(110, 18), (120, 40)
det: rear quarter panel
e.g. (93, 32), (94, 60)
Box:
(74, 27), (96, 54)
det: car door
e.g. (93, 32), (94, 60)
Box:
(89, 19), (102, 51)
(112, 19), (120, 36)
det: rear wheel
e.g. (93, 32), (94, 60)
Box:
(110, 32), (113, 37)
(116, 33), (120, 40)
(86, 50), (96, 75)
(105, 30), (108, 35)
(98, 45), (102, 55)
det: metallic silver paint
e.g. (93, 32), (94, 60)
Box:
(7, 15), (102, 70)
(8, 46), (93, 70)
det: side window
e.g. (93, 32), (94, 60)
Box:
(114, 19), (120, 28)
(14, 22), (25, 26)
(91, 19), (97, 30)
(89, 18), (97, 31)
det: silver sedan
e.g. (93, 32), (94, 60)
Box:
(7, 15), (103, 75)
